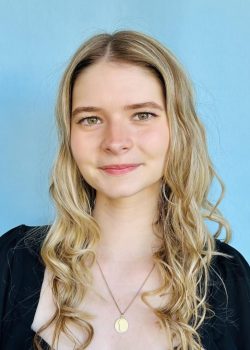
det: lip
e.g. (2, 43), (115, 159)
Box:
(100, 163), (141, 169)
(99, 163), (141, 175)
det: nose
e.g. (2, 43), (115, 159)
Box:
(100, 120), (133, 154)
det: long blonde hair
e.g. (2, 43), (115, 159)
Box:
(33, 30), (231, 349)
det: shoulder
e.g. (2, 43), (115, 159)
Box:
(0, 224), (50, 265)
(212, 239), (250, 282)
(0, 224), (50, 246)
(210, 239), (250, 302)
(0, 224), (50, 287)
(0, 225), (50, 332)
(202, 239), (250, 349)
(215, 238), (249, 262)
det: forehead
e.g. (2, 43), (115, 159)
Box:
(72, 61), (165, 107)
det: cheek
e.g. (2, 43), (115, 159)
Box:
(157, 122), (170, 152)
(70, 131), (89, 164)
(70, 135), (80, 162)
(139, 125), (170, 156)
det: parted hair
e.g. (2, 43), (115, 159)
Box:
(33, 30), (231, 349)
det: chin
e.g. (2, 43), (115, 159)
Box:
(96, 184), (152, 200)
(101, 191), (138, 200)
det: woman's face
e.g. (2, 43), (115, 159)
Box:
(70, 60), (170, 200)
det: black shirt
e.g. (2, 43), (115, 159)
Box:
(0, 225), (250, 350)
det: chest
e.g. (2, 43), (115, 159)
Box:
(80, 287), (171, 350)
(31, 267), (179, 349)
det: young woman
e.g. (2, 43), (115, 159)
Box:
(0, 30), (249, 350)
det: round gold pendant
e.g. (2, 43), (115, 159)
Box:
(114, 315), (129, 333)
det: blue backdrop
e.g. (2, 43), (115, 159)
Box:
(0, 0), (249, 261)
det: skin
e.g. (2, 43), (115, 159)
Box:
(30, 61), (172, 349)
(70, 60), (170, 274)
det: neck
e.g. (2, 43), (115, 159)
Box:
(92, 188), (162, 265)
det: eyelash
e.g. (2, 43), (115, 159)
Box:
(76, 112), (158, 126)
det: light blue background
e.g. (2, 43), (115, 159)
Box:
(0, 1), (249, 261)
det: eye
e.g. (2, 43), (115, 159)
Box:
(77, 116), (101, 126)
(133, 112), (157, 121)
(76, 112), (157, 126)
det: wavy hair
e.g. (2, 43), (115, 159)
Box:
(33, 30), (231, 349)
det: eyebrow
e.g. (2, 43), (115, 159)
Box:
(71, 101), (164, 117)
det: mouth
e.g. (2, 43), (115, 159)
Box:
(99, 164), (141, 175)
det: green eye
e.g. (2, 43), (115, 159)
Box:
(134, 112), (157, 120)
(78, 116), (101, 125)
(77, 112), (157, 126)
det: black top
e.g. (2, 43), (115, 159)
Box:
(0, 225), (250, 350)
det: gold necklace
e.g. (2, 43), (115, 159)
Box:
(96, 259), (155, 333)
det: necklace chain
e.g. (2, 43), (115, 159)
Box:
(96, 259), (155, 315)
